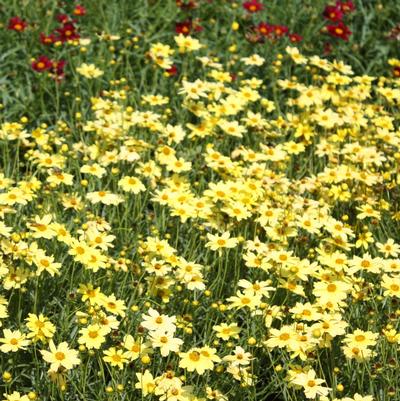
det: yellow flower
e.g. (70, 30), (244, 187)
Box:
(174, 34), (203, 52)
(291, 369), (330, 399)
(78, 324), (108, 349)
(103, 347), (129, 369)
(118, 176), (146, 194)
(0, 329), (30, 353)
(382, 274), (400, 297)
(179, 346), (220, 374)
(213, 322), (241, 341)
(205, 232), (239, 251)
(86, 191), (124, 205)
(135, 370), (156, 396)
(40, 340), (80, 372)
(25, 314), (56, 342)
(76, 63), (104, 79)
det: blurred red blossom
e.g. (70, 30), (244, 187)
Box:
(243, 0), (263, 13)
(326, 21), (352, 40)
(323, 5), (343, 22)
(32, 56), (53, 72)
(8, 16), (28, 32)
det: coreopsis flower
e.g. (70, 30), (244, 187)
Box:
(135, 370), (156, 396)
(73, 5), (87, 16)
(179, 346), (221, 374)
(213, 323), (241, 341)
(174, 34), (203, 52)
(0, 329), (30, 353)
(326, 22), (352, 41)
(377, 239), (400, 257)
(205, 232), (239, 251)
(56, 22), (80, 42)
(123, 335), (152, 361)
(381, 275), (400, 297)
(243, 0), (263, 13)
(26, 214), (56, 239)
(272, 24), (289, 37)
(118, 176), (146, 193)
(175, 21), (192, 35)
(149, 330), (183, 357)
(141, 308), (177, 333)
(2, 392), (30, 401)
(323, 5), (343, 22)
(288, 33), (303, 42)
(223, 346), (253, 367)
(86, 191), (123, 205)
(103, 347), (129, 369)
(337, 0), (355, 13)
(56, 14), (70, 24)
(78, 324), (108, 349)
(31, 56), (53, 72)
(257, 22), (273, 36)
(291, 369), (330, 399)
(40, 340), (80, 372)
(25, 313), (56, 342)
(76, 63), (104, 79)
(8, 17), (27, 32)
(51, 60), (67, 80)
(241, 54), (265, 66)
(166, 64), (178, 76)
(40, 32), (56, 45)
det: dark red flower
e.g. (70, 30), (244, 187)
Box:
(166, 65), (178, 76)
(272, 24), (288, 37)
(243, 0), (263, 13)
(56, 22), (80, 42)
(32, 56), (53, 72)
(337, 1), (355, 13)
(56, 14), (70, 24)
(323, 5), (343, 22)
(52, 59), (67, 79)
(394, 66), (400, 78)
(8, 17), (28, 32)
(40, 32), (56, 45)
(175, 21), (192, 35)
(326, 21), (352, 41)
(73, 5), (86, 16)
(256, 22), (273, 36)
(288, 33), (303, 43)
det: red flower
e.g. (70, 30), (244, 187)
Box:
(243, 0), (263, 13)
(32, 56), (53, 72)
(56, 14), (70, 24)
(56, 22), (80, 42)
(8, 17), (27, 32)
(337, 1), (355, 13)
(73, 5), (86, 16)
(175, 21), (192, 35)
(394, 66), (400, 78)
(166, 65), (178, 76)
(326, 21), (352, 41)
(52, 59), (67, 79)
(257, 22), (273, 36)
(40, 32), (56, 45)
(323, 5), (343, 22)
(272, 24), (288, 37)
(288, 33), (303, 43)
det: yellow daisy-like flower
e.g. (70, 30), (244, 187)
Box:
(40, 340), (80, 372)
